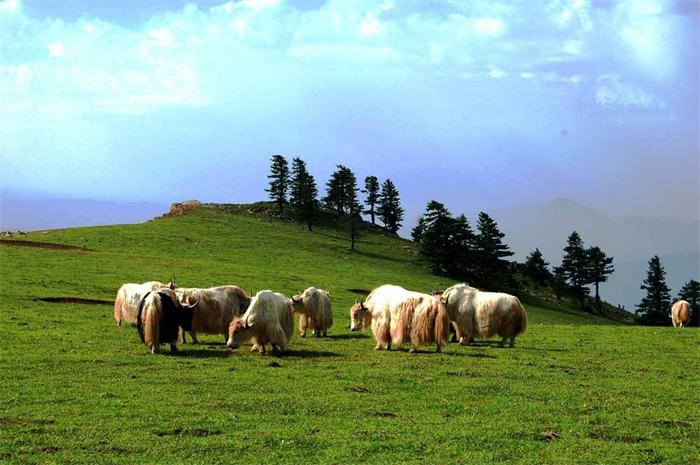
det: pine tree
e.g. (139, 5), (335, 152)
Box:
(411, 216), (426, 243)
(345, 169), (361, 251)
(449, 214), (476, 279)
(637, 255), (672, 325)
(415, 201), (454, 273)
(552, 265), (568, 299)
(561, 231), (590, 308)
(524, 248), (552, 285)
(587, 246), (614, 313)
(289, 157), (318, 232)
(473, 212), (513, 287)
(265, 155), (289, 212)
(362, 176), (380, 225)
(377, 179), (404, 234)
(677, 279), (700, 327)
(323, 165), (350, 215)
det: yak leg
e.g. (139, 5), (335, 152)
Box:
(170, 342), (178, 353)
(189, 331), (200, 344)
(180, 328), (187, 344)
(151, 342), (159, 354)
(375, 342), (383, 350)
(498, 337), (507, 348)
(509, 335), (516, 348)
(409, 345), (418, 354)
(435, 343), (442, 353)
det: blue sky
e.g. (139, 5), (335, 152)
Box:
(1, 0), (698, 226)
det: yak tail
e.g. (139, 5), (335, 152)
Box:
(136, 291), (153, 344)
(434, 303), (450, 347)
(114, 288), (125, 325)
(513, 299), (528, 336)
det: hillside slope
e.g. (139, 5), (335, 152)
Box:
(1, 204), (697, 465)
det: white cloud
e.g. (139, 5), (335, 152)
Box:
(48, 42), (65, 57)
(594, 74), (662, 109)
(489, 67), (506, 79)
(472, 17), (506, 37)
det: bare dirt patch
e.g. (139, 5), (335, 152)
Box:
(0, 240), (91, 252)
(36, 297), (112, 306)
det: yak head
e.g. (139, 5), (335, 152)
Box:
(226, 316), (252, 350)
(168, 275), (178, 290)
(349, 297), (370, 331)
(177, 298), (198, 331)
(290, 293), (304, 312)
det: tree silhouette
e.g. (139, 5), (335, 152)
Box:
(362, 176), (380, 225)
(289, 157), (318, 231)
(587, 246), (614, 313)
(265, 155), (289, 212)
(637, 255), (672, 325)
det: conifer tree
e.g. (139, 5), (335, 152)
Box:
(362, 176), (380, 225)
(677, 279), (700, 327)
(587, 246), (614, 313)
(377, 179), (404, 234)
(637, 255), (672, 325)
(552, 265), (568, 299)
(265, 155), (289, 212)
(561, 231), (590, 308)
(415, 201), (454, 273)
(449, 214), (475, 279)
(473, 212), (513, 287)
(524, 248), (552, 285)
(345, 169), (360, 251)
(323, 165), (351, 215)
(289, 157), (318, 231)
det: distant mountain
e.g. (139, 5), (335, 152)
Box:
(0, 195), (168, 231)
(489, 198), (699, 309)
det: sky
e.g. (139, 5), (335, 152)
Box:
(1, 0), (698, 229)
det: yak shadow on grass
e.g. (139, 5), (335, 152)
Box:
(281, 348), (344, 358)
(168, 348), (232, 358)
(324, 333), (369, 340)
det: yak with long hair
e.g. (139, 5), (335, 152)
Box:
(349, 284), (449, 353)
(440, 283), (527, 348)
(671, 300), (691, 328)
(136, 288), (197, 354)
(291, 287), (333, 337)
(226, 290), (294, 355)
(176, 285), (250, 343)
(114, 278), (176, 326)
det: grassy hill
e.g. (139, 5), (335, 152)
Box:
(1, 204), (698, 464)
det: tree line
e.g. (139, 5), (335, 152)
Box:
(635, 256), (699, 326)
(266, 155), (698, 325)
(265, 155), (404, 250)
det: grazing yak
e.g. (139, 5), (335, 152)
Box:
(227, 290), (294, 355)
(440, 283), (527, 348)
(114, 279), (176, 326)
(349, 284), (449, 353)
(176, 286), (250, 343)
(136, 288), (197, 354)
(671, 300), (691, 328)
(291, 287), (333, 337)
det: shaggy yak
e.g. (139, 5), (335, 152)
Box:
(226, 290), (294, 355)
(671, 300), (691, 328)
(291, 287), (333, 337)
(440, 283), (527, 348)
(176, 286), (250, 343)
(136, 288), (197, 354)
(114, 278), (176, 326)
(349, 284), (449, 353)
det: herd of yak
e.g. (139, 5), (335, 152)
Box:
(114, 280), (530, 355)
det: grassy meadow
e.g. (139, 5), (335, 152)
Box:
(0, 205), (698, 464)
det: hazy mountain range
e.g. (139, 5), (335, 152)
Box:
(1, 193), (697, 311)
(491, 198), (699, 310)
(0, 194), (167, 232)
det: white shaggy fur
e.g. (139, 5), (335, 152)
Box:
(441, 283), (527, 348)
(292, 287), (333, 337)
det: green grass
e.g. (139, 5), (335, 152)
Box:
(1, 205), (698, 464)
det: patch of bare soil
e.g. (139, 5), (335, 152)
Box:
(36, 297), (112, 306)
(0, 240), (90, 252)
